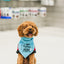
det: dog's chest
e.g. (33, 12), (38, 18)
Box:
(21, 43), (32, 52)
(18, 37), (34, 58)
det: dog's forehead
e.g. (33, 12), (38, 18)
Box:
(23, 23), (35, 26)
(22, 21), (36, 27)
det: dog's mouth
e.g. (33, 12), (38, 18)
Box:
(27, 31), (33, 37)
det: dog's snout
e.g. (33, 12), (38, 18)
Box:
(29, 28), (32, 30)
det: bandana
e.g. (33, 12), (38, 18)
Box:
(18, 37), (34, 58)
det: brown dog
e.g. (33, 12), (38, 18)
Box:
(17, 21), (38, 64)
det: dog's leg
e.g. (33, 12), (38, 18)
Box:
(34, 57), (36, 64)
(29, 53), (34, 64)
(24, 58), (29, 64)
(17, 53), (23, 64)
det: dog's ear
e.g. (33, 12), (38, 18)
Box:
(34, 26), (38, 36)
(17, 24), (24, 37)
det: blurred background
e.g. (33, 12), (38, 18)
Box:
(0, 0), (64, 64)
(0, 0), (64, 30)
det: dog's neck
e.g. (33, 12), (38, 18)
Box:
(21, 37), (33, 40)
(20, 37), (34, 43)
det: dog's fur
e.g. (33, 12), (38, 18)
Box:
(17, 21), (38, 64)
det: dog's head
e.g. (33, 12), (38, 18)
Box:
(17, 21), (38, 38)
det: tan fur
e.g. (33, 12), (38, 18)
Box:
(17, 21), (38, 64)
(17, 21), (38, 37)
(17, 53), (23, 64)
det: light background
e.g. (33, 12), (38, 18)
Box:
(0, 27), (64, 64)
(0, 0), (64, 64)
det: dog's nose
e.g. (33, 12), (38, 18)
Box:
(29, 28), (32, 30)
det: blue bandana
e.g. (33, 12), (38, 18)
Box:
(18, 37), (34, 58)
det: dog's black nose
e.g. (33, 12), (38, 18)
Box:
(29, 28), (32, 30)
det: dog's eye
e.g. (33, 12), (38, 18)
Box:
(33, 26), (36, 29)
(23, 25), (27, 29)
(24, 27), (26, 29)
(32, 26), (35, 29)
(32, 26), (33, 27)
(26, 25), (28, 27)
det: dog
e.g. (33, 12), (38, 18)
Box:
(17, 21), (38, 64)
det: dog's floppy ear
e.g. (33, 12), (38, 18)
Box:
(17, 24), (24, 37)
(34, 26), (38, 36)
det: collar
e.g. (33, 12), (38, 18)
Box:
(20, 37), (34, 43)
